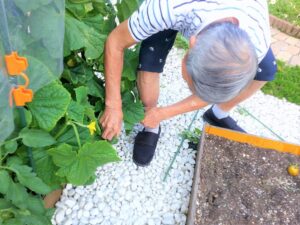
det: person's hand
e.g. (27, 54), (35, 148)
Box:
(99, 107), (123, 140)
(142, 107), (166, 128)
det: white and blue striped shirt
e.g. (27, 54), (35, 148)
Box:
(128, 0), (271, 62)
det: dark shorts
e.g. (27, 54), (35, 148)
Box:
(138, 30), (277, 81)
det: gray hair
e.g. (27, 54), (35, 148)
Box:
(186, 22), (258, 103)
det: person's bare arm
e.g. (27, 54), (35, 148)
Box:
(142, 94), (208, 128)
(100, 19), (137, 140)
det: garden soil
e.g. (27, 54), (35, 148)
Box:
(195, 134), (300, 225)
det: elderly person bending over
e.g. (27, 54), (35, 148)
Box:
(99, 0), (277, 166)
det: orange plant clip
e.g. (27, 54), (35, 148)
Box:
(5, 52), (33, 107)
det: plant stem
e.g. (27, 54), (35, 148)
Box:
(68, 122), (81, 149)
(72, 121), (87, 128)
(54, 121), (68, 139)
(0, 166), (17, 173)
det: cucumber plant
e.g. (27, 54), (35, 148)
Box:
(0, 0), (143, 224)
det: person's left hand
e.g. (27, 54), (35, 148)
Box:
(142, 107), (165, 128)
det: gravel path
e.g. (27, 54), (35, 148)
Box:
(52, 48), (300, 225)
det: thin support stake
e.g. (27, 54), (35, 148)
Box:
(238, 106), (285, 141)
(163, 110), (200, 182)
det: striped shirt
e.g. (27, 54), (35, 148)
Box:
(128, 0), (271, 62)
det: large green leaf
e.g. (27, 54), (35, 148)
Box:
(57, 126), (91, 146)
(62, 63), (94, 85)
(19, 214), (52, 225)
(0, 199), (13, 210)
(9, 165), (52, 195)
(28, 82), (71, 131)
(64, 13), (106, 59)
(24, 56), (58, 92)
(20, 128), (56, 148)
(26, 195), (47, 216)
(48, 141), (120, 185)
(67, 101), (85, 123)
(66, 1), (88, 19)
(3, 141), (18, 156)
(87, 78), (104, 99)
(116, 0), (141, 22)
(122, 92), (144, 131)
(75, 86), (89, 105)
(0, 170), (10, 194)
(122, 48), (139, 81)
(0, 171), (28, 209)
(33, 148), (62, 190)
(3, 219), (23, 225)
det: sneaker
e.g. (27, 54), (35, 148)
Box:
(203, 107), (246, 132)
(133, 126), (161, 167)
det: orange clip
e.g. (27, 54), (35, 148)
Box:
(5, 52), (28, 75)
(8, 72), (33, 107)
(11, 86), (33, 107)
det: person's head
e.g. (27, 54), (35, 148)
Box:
(184, 21), (258, 103)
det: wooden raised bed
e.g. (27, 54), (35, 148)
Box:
(187, 124), (300, 225)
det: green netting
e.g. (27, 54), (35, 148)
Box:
(0, 0), (64, 141)
(3, 0), (65, 91)
(0, 70), (14, 142)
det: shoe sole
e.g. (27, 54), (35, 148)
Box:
(132, 158), (151, 167)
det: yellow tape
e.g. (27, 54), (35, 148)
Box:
(205, 125), (300, 156)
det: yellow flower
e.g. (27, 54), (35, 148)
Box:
(87, 121), (96, 135)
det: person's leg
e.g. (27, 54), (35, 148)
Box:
(137, 71), (160, 112)
(136, 29), (178, 132)
(204, 47), (278, 132)
(133, 30), (178, 166)
(137, 71), (160, 132)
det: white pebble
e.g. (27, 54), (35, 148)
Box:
(84, 202), (94, 211)
(162, 213), (175, 225)
(55, 209), (65, 224)
(65, 199), (76, 208)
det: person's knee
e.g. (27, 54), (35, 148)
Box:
(137, 71), (160, 84)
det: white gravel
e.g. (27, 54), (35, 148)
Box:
(52, 48), (300, 225)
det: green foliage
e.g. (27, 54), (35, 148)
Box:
(116, 0), (142, 22)
(262, 60), (300, 105)
(1, 0), (143, 224)
(48, 141), (120, 185)
(19, 128), (56, 148)
(27, 82), (71, 131)
(122, 92), (144, 131)
(64, 13), (106, 59)
(268, 0), (300, 26)
(9, 164), (52, 194)
(181, 128), (202, 145)
(174, 33), (189, 50)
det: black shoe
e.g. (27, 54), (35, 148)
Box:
(133, 126), (161, 167)
(203, 107), (246, 133)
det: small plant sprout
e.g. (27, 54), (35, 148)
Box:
(181, 128), (202, 149)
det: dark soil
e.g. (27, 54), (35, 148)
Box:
(195, 134), (300, 225)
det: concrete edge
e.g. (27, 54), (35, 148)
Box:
(270, 14), (300, 39)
